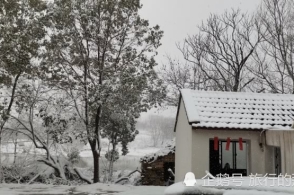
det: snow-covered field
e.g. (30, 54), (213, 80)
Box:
(76, 129), (169, 177)
(79, 130), (162, 158)
(78, 115), (174, 172)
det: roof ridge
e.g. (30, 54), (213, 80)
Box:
(181, 89), (294, 97)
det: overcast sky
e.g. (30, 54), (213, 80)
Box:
(138, 0), (262, 118)
(139, 0), (262, 64)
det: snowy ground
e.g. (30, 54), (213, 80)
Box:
(0, 183), (166, 195)
(165, 177), (294, 195)
(118, 186), (166, 195)
(2, 178), (294, 195)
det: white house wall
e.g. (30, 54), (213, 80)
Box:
(175, 99), (193, 182)
(266, 130), (294, 175)
(264, 145), (275, 175)
(191, 129), (273, 179)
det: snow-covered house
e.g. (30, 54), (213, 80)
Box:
(174, 89), (294, 182)
(140, 140), (175, 186)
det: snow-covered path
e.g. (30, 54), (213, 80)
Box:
(117, 186), (166, 195)
(0, 183), (166, 195)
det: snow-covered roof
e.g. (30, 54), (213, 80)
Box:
(140, 139), (175, 163)
(181, 89), (294, 130)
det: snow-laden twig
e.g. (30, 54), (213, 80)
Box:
(115, 177), (129, 184)
(168, 168), (175, 177)
(114, 169), (141, 184)
(27, 168), (49, 185)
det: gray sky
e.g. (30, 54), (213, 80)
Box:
(138, 0), (262, 118)
(139, 0), (262, 64)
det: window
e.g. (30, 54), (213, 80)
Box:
(209, 139), (247, 176)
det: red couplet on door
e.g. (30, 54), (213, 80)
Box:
(239, 137), (243, 150)
(226, 137), (231, 150)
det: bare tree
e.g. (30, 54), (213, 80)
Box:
(160, 55), (210, 106)
(251, 0), (294, 93)
(142, 115), (175, 147)
(179, 9), (261, 92)
(4, 81), (81, 181)
(3, 144), (36, 184)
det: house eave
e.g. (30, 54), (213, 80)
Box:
(174, 93), (200, 132)
(191, 125), (265, 132)
(173, 95), (182, 132)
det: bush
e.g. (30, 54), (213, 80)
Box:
(105, 149), (119, 162)
(67, 148), (81, 165)
(3, 159), (39, 184)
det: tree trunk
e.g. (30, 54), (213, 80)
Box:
(108, 144), (116, 181)
(0, 73), (21, 183)
(56, 167), (66, 180)
(0, 135), (2, 183)
(38, 159), (67, 180)
(13, 134), (17, 164)
(92, 149), (100, 183)
(108, 160), (114, 181)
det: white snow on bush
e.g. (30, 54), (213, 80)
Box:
(181, 89), (294, 130)
(140, 139), (175, 163)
